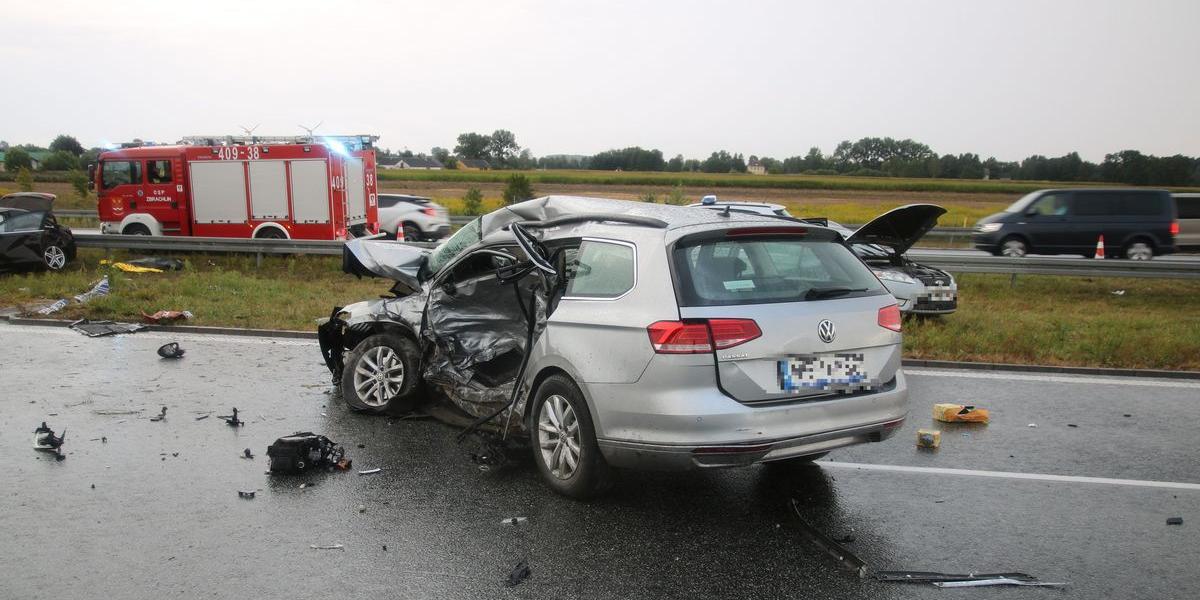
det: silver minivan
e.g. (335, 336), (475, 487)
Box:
(319, 196), (908, 497)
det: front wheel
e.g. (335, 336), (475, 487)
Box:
(402, 223), (421, 243)
(42, 245), (68, 270)
(1000, 236), (1028, 258)
(340, 333), (421, 414)
(529, 375), (612, 499)
(1124, 241), (1153, 261)
(123, 224), (151, 236)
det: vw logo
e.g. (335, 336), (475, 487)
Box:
(817, 319), (836, 343)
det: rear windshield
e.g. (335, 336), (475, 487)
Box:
(672, 237), (887, 307)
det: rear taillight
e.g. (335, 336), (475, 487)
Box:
(878, 304), (902, 332)
(422, 207), (437, 217)
(647, 319), (761, 354)
(1170, 221), (1180, 236)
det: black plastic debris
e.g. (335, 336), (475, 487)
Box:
(789, 499), (867, 578)
(1167, 517), (1184, 525)
(506, 560), (532, 587)
(34, 422), (65, 451)
(266, 432), (346, 474)
(126, 257), (185, 271)
(467, 432), (511, 468)
(875, 571), (1040, 583)
(69, 319), (147, 337)
(150, 406), (167, 422)
(157, 342), (185, 359)
(219, 408), (243, 427)
(242, 448), (254, 459)
(238, 490), (256, 499)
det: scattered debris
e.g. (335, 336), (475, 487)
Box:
(219, 408), (243, 427)
(124, 257), (185, 271)
(33, 422), (66, 453)
(299, 482), (316, 489)
(357, 504), (367, 513)
(194, 414), (209, 421)
(1167, 517), (1184, 526)
(93, 409), (142, 415)
(73, 277), (111, 303)
(266, 432), (346, 474)
(149, 406), (168, 422)
(1111, 290), (1126, 296)
(382, 545), (388, 551)
(238, 490), (256, 499)
(932, 403), (990, 424)
(1067, 423), (1079, 428)
(142, 310), (194, 324)
(36, 298), (68, 315)
(70, 319), (146, 337)
(1123, 414), (1132, 418)
(158, 342), (186, 359)
(310, 544), (344, 550)
(916, 429), (941, 449)
(335, 458), (353, 471)
(789, 499), (867, 578)
(876, 570), (1039, 583)
(1027, 423), (1038, 428)
(242, 448), (254, 459)
(356, 444), (366, 449)
(934, 578), (1067, 588)
(501, 517), (528, 526)
(358, 468), (382, 475)
(506, 560), (532, 587)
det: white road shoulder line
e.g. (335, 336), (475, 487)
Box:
(4, 323), (316, 346)
(820, 461), (1200, 491)
(906, 368), (1200, 389)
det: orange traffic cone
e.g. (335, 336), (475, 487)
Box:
(1094, 235), (1106, 259)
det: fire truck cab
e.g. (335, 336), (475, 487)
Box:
(94, 136), (378, 240)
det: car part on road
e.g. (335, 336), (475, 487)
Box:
(157, 342), (186, 359)
(934, 578), (1068, 588)
(36, 298), (68, 315)
(73, 277), (111, 303)
(916, 429), (941, 449)
(33, 422), (65, 453)
(266, 432), (346, 474)
(238, 490), (256, 499)
(1167, 517), (1183, 525)
(506, 559), (532, 587)
(310, 544), (345, 550)
(790, 498), (868, 578)
(358, 468), (382, 475)
(149, 406), (167, 422)
(143, 310), (193, 324)
(125, 257), (185, 271)
(69, 318), (147, 337)
(501, 517), (528, 525)
(874, 570), (1040, 583)
(220, 408), (243, 427)
(932, 404), (990, 423)
(242, 448), (254, 459)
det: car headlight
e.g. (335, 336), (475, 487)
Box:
(976, 223), (1002, 233)
(873, 269), (919, 285)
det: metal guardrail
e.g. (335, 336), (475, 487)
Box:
(72, 233), (1197, 279)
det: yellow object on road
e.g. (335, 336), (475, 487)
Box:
(933, 403), (990, 423)
(916, 429), (941, 448)
(100, 259), (163, 273)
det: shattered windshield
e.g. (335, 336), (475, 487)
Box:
(427, 218), (482, 274)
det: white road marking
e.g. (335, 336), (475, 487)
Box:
(820, 461), (1200, 491)
(907, 368), (1200, 389)
(3, 323), (316, 346)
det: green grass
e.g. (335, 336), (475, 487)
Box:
(380, 169), (1200, 195)
(3, 251), (1198, 371)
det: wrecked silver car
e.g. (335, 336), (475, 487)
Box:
(319, 196), (908, 498)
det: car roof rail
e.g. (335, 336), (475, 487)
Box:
(508, 213), (669, 230)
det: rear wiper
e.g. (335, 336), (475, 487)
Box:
(805, 287), (867, 300)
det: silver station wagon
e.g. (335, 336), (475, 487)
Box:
(319, 196), (909, 498)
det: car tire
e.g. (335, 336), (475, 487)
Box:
(123, 223), (152, 236)
(402, 223), (421, 243)
(999, 236), (1028, 258)
(528, 374), (613, 499)
(340, 333), (421, 414)
(1123, 240), (1154, 261)
(42, 244), (68, 271)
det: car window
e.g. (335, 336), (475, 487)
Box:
(427, 218), (481, 274)
(102, 160), (142, 189)
(1177, 196), (1200, 219)
(449, 247), (518, 282)
(1030, 193), (1070, 216)
(1072, 193), (1121, 217)
(0, 210), (45, 233)
(565, 240), (635, 298)
(672, 237), (886, 307)
(377, 196), (399, 208)
(147, 160), (172, 184)
(1117, 193), (1164, 216)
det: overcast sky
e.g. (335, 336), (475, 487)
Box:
(3, 0), (1197, 162)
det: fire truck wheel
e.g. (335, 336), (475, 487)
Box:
(341, 333), (421, 414)
(403, 223), (421, 242)
(255, 228), (287, 239)
(123, 224), (152, 236)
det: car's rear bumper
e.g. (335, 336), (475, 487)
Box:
(590, 370), (908, 471)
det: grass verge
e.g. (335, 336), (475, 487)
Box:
(2, 250), (1196, 371)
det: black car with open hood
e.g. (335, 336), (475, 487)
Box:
(0, 193), (76, 273)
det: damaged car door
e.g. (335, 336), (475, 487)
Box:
(423, 245), (539, 422)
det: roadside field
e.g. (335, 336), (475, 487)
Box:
(3, 249), (1198, 371)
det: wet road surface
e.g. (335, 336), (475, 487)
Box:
(1, 323), (1197, 599)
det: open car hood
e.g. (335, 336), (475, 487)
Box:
(342, 238), (430, 295)
(0, 192), (55, 212)
(846, 204), (946, 254)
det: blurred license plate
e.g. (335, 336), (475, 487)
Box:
(927, 286), (955, 302)
(778, 353), (866, 392)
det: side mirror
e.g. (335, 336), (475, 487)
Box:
(87, 164), (96, 190)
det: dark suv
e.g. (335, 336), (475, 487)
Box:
(973, 188), (1178, 260)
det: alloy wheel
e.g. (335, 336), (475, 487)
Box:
(44, 246), (66, 270)
(1001, 239), (1027, 257)
(1125, 242), (1152, 261)
(352, 346), (405, 407)
(538, 394), (581, 480)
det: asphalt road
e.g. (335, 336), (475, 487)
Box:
(1, 323), (1197, 599)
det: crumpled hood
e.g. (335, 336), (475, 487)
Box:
(342, 238), (430, 295)
(847, 203), (946, 254)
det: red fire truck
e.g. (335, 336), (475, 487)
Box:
(92, 135), (379, 240)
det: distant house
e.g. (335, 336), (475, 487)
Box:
(458, 158), (491, 170)
(397, 156), (444, 170)
(747, 157), (767, 175)
(377, 157), (403, 170)
(0, 152), (5, 172)
(0, 150), (49, 171)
